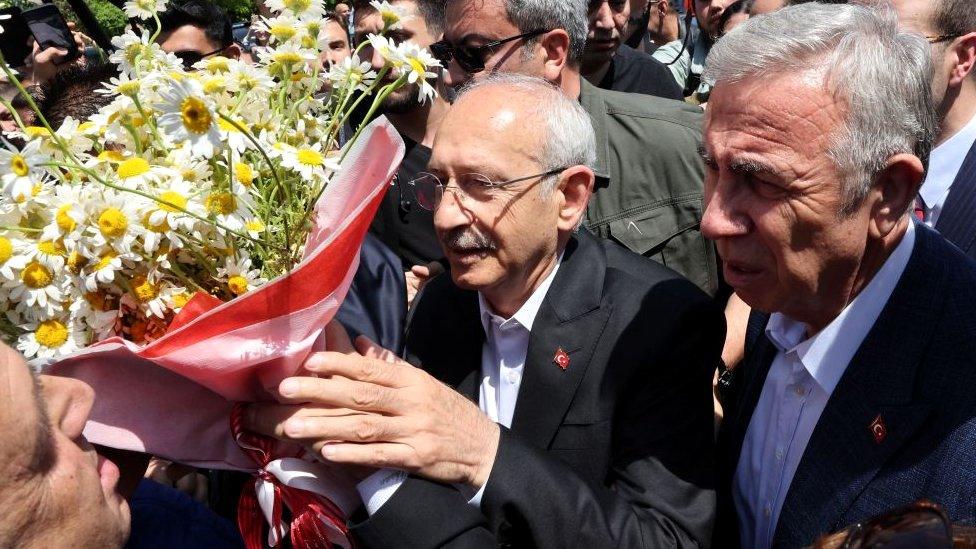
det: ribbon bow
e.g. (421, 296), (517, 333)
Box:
(230, 404), (355, 549)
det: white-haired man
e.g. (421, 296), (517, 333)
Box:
(246, 74), (724, 547)
(705, 4), (976, 548)
(431, 0), (719, 295)
(891, 0), (976, 258)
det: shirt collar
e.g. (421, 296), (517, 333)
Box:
(921, 111), (976, 208)
(478, 253), (563, 335)
(765, 222), (916, 393)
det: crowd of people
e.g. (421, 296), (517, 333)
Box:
(2, 0), (976, 547)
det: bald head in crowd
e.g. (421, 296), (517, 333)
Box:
(0, 345), (129, 547)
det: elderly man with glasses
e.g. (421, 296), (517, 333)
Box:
(427, 0), (718, 296)
(245, 73), (724, 548)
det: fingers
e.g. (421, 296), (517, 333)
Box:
(276, 374), (405, 412)
(320, 441), (417, 470)
(242, 402), (361, 439)
(354, 335), (400, 363)
(286, 414), (409, 446)
(303, 351), (410, 388)
(409, 265), (430, 278)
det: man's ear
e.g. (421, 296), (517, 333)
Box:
(223, 43), (242, 61)
(555, 166), (595, 233)
(949, 32), (976, 86)
(538, 29), (571, 82)
(869, 153), (924, 239)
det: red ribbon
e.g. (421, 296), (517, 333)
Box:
(229, 404), (354, 549)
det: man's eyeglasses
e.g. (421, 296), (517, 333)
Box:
(407, 167), (568, 211)
(429, 30), (548, 74)
(173, 48), (224, 70)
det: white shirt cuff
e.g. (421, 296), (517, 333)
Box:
(356, 469), (407, 515)
(467, 482), (487, 508)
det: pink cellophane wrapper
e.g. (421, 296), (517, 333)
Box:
(45, 117), (405, 472)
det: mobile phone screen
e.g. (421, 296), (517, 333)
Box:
(23, 4), (79, 61)
(0, 7), (35, 67)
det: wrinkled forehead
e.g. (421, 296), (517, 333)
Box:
(444, 0), (514, 40)
(0, 349), (46, 472)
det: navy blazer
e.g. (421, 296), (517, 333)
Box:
(715, 223), (976, 548)
(935, 139), (976, 257)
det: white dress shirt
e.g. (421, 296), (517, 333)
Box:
(356, 256), (563, 515)
(733, 223), (916, 549)
(919, 112), (976, 227)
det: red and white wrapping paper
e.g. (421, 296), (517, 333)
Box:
(45, 117), (405, 547)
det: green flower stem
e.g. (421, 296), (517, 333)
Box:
(159, 254), (207, 293)
(0, 97), (29, 135)
(0, 225), (42, 234)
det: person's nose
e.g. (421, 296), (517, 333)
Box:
(701, 173), (750, 241)
(40, 374), (95, 441)
(443, 58), (470, 89)
(593, 2), (615, 30)
(434, 183), (475, 233)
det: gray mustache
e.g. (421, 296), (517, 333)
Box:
(442, 229), (497, 251)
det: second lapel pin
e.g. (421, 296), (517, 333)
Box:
(553, 348), (570, 370)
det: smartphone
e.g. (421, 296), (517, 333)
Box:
(23, 4), (80, 63)
(0, 7), (35, 67)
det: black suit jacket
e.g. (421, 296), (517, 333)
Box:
(715, 224), (976, 548)
(350, 230), (725, 548)
(935, 138), (976, 258)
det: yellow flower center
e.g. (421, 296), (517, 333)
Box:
(274, 52), (303, 65)
(205, 57), (230, 73)
(206, 192), (237, 216)
(235, 163), (255, 186)
(56, 204), (77, 231)
(203, 77), (226, 94)
(125, 44), (143, 65)
(24, 126), (49, 139)
(408, 57), (427, 76)
(381, 10), (400, 28)
(245, 220), (265, 233)
(296, 148), (323, 167)
(131, 276), (158, 302)
(98, 150), (127, 163)
(66, 251), (87, 274)
(21, 261), (52, 288)
(37, 240), (66, 257)
(270, 25), (297, 41)
(35, 319), (68, 348)
(172, 291), (192, 308)
(180, 96), (213, 134)
(117, 81), (141, 96)
(301, 34), (316, 49)
(0, 237), (11, 264)
(95, 252), (117, 271)
(116, 157), (151, 180)
(158, 190), (187, 212)
(10, 154), (29, 177)
(284, 0), (311, 12)
(98, 208), (129, 238)
(227, 275), (249, 296)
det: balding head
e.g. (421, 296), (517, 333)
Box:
(427, 74), (596, 316)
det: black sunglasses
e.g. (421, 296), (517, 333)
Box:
(173, 48), (224, 70)
(429, 29), (548, 74)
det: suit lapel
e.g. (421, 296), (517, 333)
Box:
(509, 233), (611, 450)
(934, 139), (976, 254)
(772, 226), (946, 547)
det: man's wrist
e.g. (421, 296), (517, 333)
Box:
(470, 421), (500, 488)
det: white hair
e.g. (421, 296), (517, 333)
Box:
(456, 73), (597, 194)
(704, 2), (938, 214)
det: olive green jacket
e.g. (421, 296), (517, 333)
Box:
(579, 78), (718, 294)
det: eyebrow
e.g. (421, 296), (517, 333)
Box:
(697, 145), (779, 177)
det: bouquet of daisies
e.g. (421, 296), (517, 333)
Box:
(0, 0), (437, 360)
(0, 0), (440, 546)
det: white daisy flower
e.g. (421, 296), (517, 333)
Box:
(18, 316), (88, 360)
(216, 116), (253, 155)
(18, 238), (67, 271)
(328, 55), (377, 93)
(369, 1), (413, 31)
(0, 139), (49, 203)
(88, 195), (142, 253)
(226, 62), (275, 95)
(0, 234), (28, 280)
(5, 260), (64, 318)
(257, 42), (318, 77)
(204, 187), (253, 232)
(114, 156), (175, 188)
(157, 78), (223, 159)
(217, 256), (265, 296)
(278, 142), (338, 181)
(263, 0), (325, 20)
(366, 34), (406, 69)
(399, 42), (441, 103)
(258, 14), (302, 44)
(123, 0), (168, 20)
(82, 250), (126, 292)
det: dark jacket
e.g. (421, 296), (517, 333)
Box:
(350, 230), (725, 548)
(715, 223), (976, 548)
(934, 139), (976, 259)
(579, 78), (718, 295)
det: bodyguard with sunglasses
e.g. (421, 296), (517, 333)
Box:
(245, 74), (724, 548)
(433, 0), (719, 295)
(155, 0), (240, 71)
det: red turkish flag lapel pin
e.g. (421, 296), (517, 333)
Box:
(869, 414), (887, 444)
(553, 347), (570, 370)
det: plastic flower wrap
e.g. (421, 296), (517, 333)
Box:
(0, 0), (438, 363)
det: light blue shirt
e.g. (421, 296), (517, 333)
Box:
(733, 222), (917, 549)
